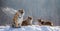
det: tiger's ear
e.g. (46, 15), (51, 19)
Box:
(18, 9), (24, 14)
(28, 16), (32, 20)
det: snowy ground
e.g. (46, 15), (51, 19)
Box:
(0, 25), (60, 31)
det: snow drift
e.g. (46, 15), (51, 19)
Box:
(1, 7), (18, 19)
(0, 25), (60, 31)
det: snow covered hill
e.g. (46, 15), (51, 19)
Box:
(0, 25), (60, 31)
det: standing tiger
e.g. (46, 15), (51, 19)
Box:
(12, 9), (25, 28)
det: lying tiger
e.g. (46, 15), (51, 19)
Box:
(37, 19), (53, 26)
(21, 16), (33, 26)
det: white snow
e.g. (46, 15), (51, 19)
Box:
(2, 7), (18, 19)
(0, 25), (60, 31)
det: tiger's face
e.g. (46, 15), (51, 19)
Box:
(27, 16), (32, 21)
(18, 9), (25, 18)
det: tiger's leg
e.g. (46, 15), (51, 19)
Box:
(12, 20), (19, 28)
(12, 16), (19, 28)
(15, 21), (19, 28)
(18, 21), (22, 28)
(13, 18), (21, 28)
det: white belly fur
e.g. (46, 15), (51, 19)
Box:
(17, 17), (23, 24)
(17, 13), (25, 26)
